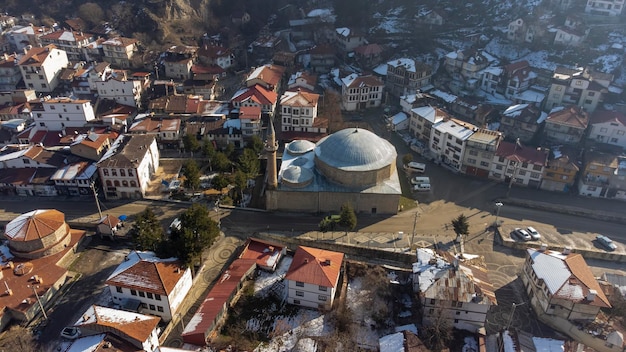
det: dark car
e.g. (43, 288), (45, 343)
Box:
(596, 235), (617, 251)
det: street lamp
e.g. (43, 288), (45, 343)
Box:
(28, 285), (47, 320)
(495, 202), (503, 227)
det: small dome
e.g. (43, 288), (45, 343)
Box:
(282, 165), (314, 186)
(315, 128), (396, 171)
(286, 140), (316, 155)
(292, 157), (309, 166)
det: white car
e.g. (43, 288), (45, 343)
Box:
(61, 327), (81, 340)
(526, 226), (541, 240)
(513, 228), (532, 241)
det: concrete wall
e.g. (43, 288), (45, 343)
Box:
(504, 198), (626, 225)
(266, 189), (400, 214)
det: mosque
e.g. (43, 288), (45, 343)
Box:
(264, 121), (402, 214)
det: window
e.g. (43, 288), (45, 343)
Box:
(296, 291), (304, 297)
(103, 169), (109, 176)
(618, 130), (625, 135)
(469, 150), (478, 156)
(114, 180), (120, 187)
(456, 311), (461, 315)
(457, 302), (463, 308)
(296, 281), (304, 287)
(611, 138), (618, 143)
(120, 169), (126, 177)
(112, 169), (117, 176)
(318, 295), (327, 301)
(480, 161), (489, 167)
(131, 289), (137, 296)
(533, 165), (542, 171)
(467, 158), (476, 164)
(531, 172), (541, 179)
(149, 304), (155, 311)
(600, 127), (608, 133)
(130, 181), (137, 187)
(157, 306), (164, 312)
(430, 299), (436, 304)
(128, 169), (134, 176)
(518, 170), (526, 176)
(116, 286), (122, 293)
(23, 159), (30, 164)
(155, 294), (161, 301)
(429, 309), (434, 314)
(122, 180), (128, 187)
(141, 303), (147, 308)
(294, 299), (301, 304)
(106, 180), (112, 187)
(495, 165), (503, 170)
(138, 291), (145, 297)
(147, 292), (153, 299)
(319, 286), (327, 291)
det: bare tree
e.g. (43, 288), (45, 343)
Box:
(0, 325), (39, 352)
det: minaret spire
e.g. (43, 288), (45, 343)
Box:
(265, 118), (278, 189)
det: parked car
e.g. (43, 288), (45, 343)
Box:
(411, 176), (430, 185)
(512, 228), (532, 241)
(61, 327), (81, 340)
(596, 235), (617, 251)
(413, 183), (431, 192)
(526, 226), (541, 240)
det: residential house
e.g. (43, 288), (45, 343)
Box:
(106, 250), (192, 322)
(520, 248), (613, 351)
(5, 24), (53, 52)
(585, 0), (625, 16)
(399, 92), (440, 113)
(250, 34), (282, 60)
(419, 9), (445, 26)
(231, 10), (251, 25)
(72, 305), (160, 351)
(545, 66), (612, 113)
(149, 95), (201, 115)
(30, 97), (95, 130)
(181, 258), (256, 346)
(95, 68), (147, 108)
(246, 64), (285, 93)
(272, 51), (296, 70)
(0, 15), (16, 32)
(163, 45), (198, 80)
(430, 119), (477, 172)
(490, 140), (549, 188)
(97, 134), (159, 200)
(502, 60), (537, 99)
(102, 36), (138, 69)
(588, 110), (626, 150)
(285, 246), (344, 310)
(553, 22), (588, 47)
(462, 129), (503, 178)
(39, 30), (93, 61)
(238, 105), (263, 139)
(389, 112), (409, 132)
(499, 104), (547, 143)
(414, 249), (496, 333)
(191, 64), (224, 83)
(379, 330), (429, 352)
(239, 238), (286, 272)
(540, 146), (580, 192)
(544, 105), (589, 145)
(50, 161), (98, 196)
(197, 44), (235, 70)
(506, 17), (551, 44)
(287, 71), (317, 92)
(0, 53), (23, 91)
(409, 106), (449, 143)
(340, 73), (384, 111)
(353, 43), (383, 67)
(0, 102), (31, 122)
(231, 85), (278, 116)
(335, 27), (367, 55)
(280, 89), (320, 133)
(18, 44), (69, 93)
(128, 117), (181, 146)
(386, 58), (433, 97)
(444, 49), (493, 90)
(309, 45), (336, 74)
(450, 97), (479, 122)
(578, 151), (619, 198)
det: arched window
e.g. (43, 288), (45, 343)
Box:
(112, 169), (117, 176)
(114, 180), (120, 187)
(130, 181), (137, 187)
(105, 180), (112, 187)
(120, 169), (126, 177)
(103, 169), (109, 176)
(128, 169), (134, 176)
(122, 180), (128, 187)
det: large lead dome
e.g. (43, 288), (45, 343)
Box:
(314, 128), (397, 188)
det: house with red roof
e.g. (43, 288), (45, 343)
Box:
(39, 30), (93, 61)
(489, 140), (549, 188)
(354, 43), (383, 67)
(18, 44), (69, 93)
(280, 90), (321, 133)
(128, 117), (182, 144)
(588, 110), (626, 150)
(239, 238), (286, 272)
(285, 246), (344, 310)
(340, 73), (384, 111)
(0, 53), (23, 91)
(182, 258), (256, 346)
(102, 37), (138, 69)
(197, 44), (234, 70)
(231, 85), (278, 116)
(238, 105), (263, 139)
(245, 64), (286, 93)
(106, 251), (192, 322)
(287, 71), (317, 93)
(544, 105), (589, 145)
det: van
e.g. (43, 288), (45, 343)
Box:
(413, 183), (431, 192)
(404, 162), (426, 173)
(411, 176), (430, 185)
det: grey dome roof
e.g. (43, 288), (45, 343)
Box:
(314, 128), (396, 171)
(286, 140), (316, 155)
(282, 165), (314, 185)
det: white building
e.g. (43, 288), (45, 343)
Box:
(0, 53), (23, 91)
(73, 305), (161, 351)
(414, 249), (496, 333)
(585, 0), (625, 16)
(461, 128), (503, 178)
(280, 89), (320, 132)
(30, 97), (95, 130)
(39, 30), (92, 61)
(588, 110), (626, 150)
(95, 68), (147, 108)
(285, 246), (344, 310)
(409, 106), (449, 142)
(287, 71), (317, 92)
(238, 105), (263, 138)
(97, 135), (159, 200)
(489, 140), (548, 188)
(429, 119), (477, 172)
(340, 73), (384, 111)
(18, 44), (69, 93)
(106, 251), (192, 322)
(102, 36), (138, 69)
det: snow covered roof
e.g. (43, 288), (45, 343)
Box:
(430, 89), (457, 103)
(379, 332), (404, 352)
(387, 58), (416, 73)
(73, 305), (159, 345)
(336, 27), (351, 37)
(391, 112), (408, 125)
(106, 251), (186, 295)
(433, 119), (477, 141)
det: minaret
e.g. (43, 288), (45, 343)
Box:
(265, 117), (278, 189)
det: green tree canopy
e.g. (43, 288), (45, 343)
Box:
(233, 170), (247, 205)
(211, 173), (230, 192)
(248, 135), (264, 154)
(182, 159), (201, 190)
(238, 148), (260, 178)
(339, 203), (357, 230)
(213, 152), (232, 172)
(402, 153), (413, 166)
(169, 204), (220, 268)
(202, 138), (216, 159)
(224, 143), (235, 159)
(78, 2), (104, 26)
(131, 207), (164, 252)
(183, 133), (200, 153)
(451, 214), (470, 236)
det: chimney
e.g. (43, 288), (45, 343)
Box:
(587, 289), (597, 302)
(83, 314), (90, 322)
(324, 259), (331, 265)
(562, 246), (571, 255)
(539, 243), (547, 252)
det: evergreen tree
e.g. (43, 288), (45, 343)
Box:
(131, 207), (164, 252)
(451, 214), (470, 237)
(169, 204), (219, 268)
(339, 203), (357, 230)
(182, 159), (201, 190)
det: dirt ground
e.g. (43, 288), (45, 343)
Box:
(146, 159), (184, 196)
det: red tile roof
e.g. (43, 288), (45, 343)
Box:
(74, 305), (160, 346)
(239, 105), (262, 120)
(239, 238), (285, 270)
(285, 246), (344, 288)
(4, 209), (66, 242)
(495, 141), (548, 166)
(232, 85), (278, 106)
(18, 45), (58, 66)
(591, 110), (626, 126)
(563, 254), (611, 307)
(547, 105), (589, 129)
(105, 256), (187, 295)
(182, 258), (257, 345)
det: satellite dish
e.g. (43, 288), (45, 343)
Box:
(74, 130), (78, 135)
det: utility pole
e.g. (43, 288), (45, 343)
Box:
(410, 212), (418, 248)
(90, 181), (103, 219)
(28, 285), (47, 320)
(495, 202), (503, 228)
